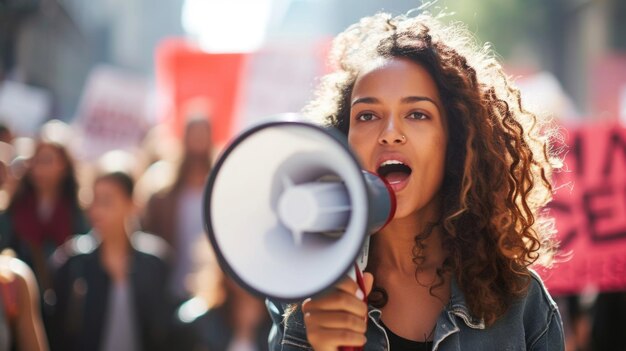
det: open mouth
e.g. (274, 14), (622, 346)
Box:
(377, 160), (412, 186)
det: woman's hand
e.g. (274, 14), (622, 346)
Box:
(302, 273), (374, 351)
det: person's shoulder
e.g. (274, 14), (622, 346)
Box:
(0, 256), (36, 300)
(514, 270), (565, 349)
(147, 186), (178, 205)
(50, 233), (98, 269)
(130, 231), (171, 262)
(524, 269), (559, 312)
(514, 268), (562, 338)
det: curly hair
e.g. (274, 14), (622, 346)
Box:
(304, 12), (560, 326)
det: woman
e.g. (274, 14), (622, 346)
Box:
(4, 141), (88, 292)
(268, 11), (563, 351)
(143, 117), (213, 299)
(0, 250), (49, 351)
(49, 172), (171, 351)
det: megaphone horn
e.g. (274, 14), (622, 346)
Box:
(203, 116), (396, 302)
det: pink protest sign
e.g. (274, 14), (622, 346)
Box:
(540, 123), (626, 295)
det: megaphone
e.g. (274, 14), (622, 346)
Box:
(203, 115), (396, 303)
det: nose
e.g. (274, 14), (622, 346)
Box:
(378, 120), (406, 145)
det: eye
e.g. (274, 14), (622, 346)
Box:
(356, 113), (378, 122)
(407, 112), (429, 120)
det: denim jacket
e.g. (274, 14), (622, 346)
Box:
(267, 270), (564, 351)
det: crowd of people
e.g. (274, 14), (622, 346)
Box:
(0, 118), (271, 351)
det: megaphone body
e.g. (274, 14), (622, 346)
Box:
(203, 115), (396, 303)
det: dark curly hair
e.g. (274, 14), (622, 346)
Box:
(304, 12), (560, 326)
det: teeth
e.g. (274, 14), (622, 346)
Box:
(380, 160), (405, 167)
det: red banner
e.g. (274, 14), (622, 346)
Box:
(155, 39), (247, 146)
(540, 123), (626, 295)
(154, 38), (332, 147)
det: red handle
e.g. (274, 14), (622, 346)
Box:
(339, 264), (367, 351)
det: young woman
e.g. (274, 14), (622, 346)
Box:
(5, 141), (88, 292)
(268, 12), (564, 351)
(49, 172), (171, 351)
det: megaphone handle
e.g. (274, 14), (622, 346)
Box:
(339, 264), (367, 351)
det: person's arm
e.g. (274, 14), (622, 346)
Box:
(12, 258), (49, 351)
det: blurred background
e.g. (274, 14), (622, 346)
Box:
(0, 0), (625, 350)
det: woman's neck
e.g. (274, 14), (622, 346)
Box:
(101, 230), (130, 258)
(373, 204), (446, 277)
(36, 187), (58, 203)
(100, 227), (130, 283)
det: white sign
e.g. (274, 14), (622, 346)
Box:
(235, 40), (327, 132)
(73, 65), (150, 160)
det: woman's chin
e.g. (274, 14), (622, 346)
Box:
(391, 203), (416, 220)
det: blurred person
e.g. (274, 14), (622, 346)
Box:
(134, 124), (181, 209)
(562, 295), (592, 351)
(172, 237), (272, 351)
(562, 291), (626, 351)
(143, 117), (212, 298)
(49, 171), (171, 351)
(2, 141), (88, 293)
(589, 292), (626, 351)
(268, 11), (564, 351)
(0, 249), (49, 351)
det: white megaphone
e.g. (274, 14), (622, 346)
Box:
(203, 115), (396, 303)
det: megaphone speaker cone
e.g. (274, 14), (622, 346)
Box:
(204, 116), (395, 302)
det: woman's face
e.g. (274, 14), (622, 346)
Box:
(348, 57), (448, 220)
(89, 180), (133, 235)
(30, 145), (67, 191)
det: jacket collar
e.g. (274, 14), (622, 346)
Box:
(366, 276), (485, 330)
(89, 230), (140, 276)
(448, 277), (485, 329)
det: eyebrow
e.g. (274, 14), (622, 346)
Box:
(351, 96), (441, 111)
